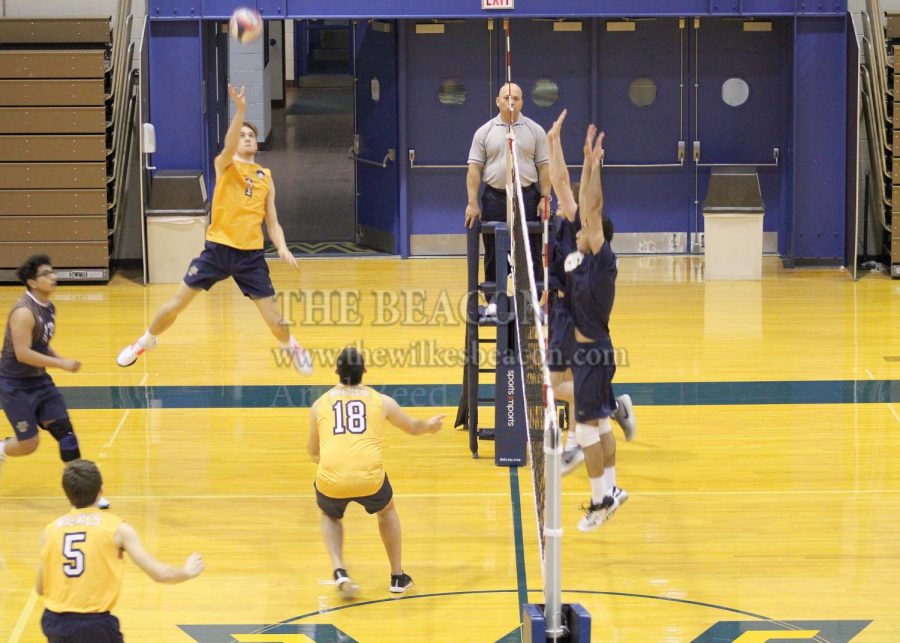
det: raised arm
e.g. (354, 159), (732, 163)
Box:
(116, 522), (204, 584)
(382, 394), (444, 435)
(547, 110), (577, 222)
(214, 84), (247, 177)
(10, 307), (79, 372)
(582, 129), (606, 254)
(578, 124), (597, 222)
(265, 181), (299, 270)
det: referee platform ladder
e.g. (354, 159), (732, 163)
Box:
(462, 221), (541, 466)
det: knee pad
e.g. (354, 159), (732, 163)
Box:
(45, 418), (81, 462)
(575, 422), (602, 449)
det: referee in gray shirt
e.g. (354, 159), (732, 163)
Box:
(465, 82), (550, 315)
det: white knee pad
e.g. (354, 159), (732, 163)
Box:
(575, 422), (608, 449)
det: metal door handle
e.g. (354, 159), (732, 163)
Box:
(349, 148), (396, 168)
(599, 141), (687, 169)
(408, 149), (468, 169)
(694, 143), (780, 167)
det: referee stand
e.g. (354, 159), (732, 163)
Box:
(458, 220), (528, 465)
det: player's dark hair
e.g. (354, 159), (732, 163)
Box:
(336, 347), (365, 386)
(16, 254), (52, 291)
(242, 121), (259, 138)
(62, 460), (103, 508)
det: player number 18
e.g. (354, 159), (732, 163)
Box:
(332, 400), (367, 434)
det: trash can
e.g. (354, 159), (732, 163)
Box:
(702, 167), (765, 280)
(146, 170), (209, 284)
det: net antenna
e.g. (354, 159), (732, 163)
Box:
(501, 18), (566, 641)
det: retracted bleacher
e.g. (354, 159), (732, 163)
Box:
(0, 7), (135, 282)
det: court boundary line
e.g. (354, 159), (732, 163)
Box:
(7, 589), (38, 643)
(103, 409), (130, 449)
(253, 587), (856, 643)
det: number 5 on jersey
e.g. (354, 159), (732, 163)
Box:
(333, 400), (367, 434)
(63, 532), (87, 577)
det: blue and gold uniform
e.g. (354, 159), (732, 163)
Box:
(183, 158), (276, 299)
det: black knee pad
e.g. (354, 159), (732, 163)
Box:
(45, 418), (81, 462)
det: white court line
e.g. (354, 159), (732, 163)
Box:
(889, 404), (900, 424)
(103, 410), (130, 449)
(864, 368), (900, 423)
(7, 590), (38, 643)
(100, 373), (146, 452)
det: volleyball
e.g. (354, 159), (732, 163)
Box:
(229, 7), (263, 45)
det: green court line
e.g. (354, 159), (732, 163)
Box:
(508, 467), (529, 619)
(19, 378), (900, 410)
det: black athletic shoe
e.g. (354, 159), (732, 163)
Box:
(333, 568), (359, 599)
(389, 571), (414, 594)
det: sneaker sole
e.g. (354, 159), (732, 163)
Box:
(389, 583), (413, 594)
(338, 581), (360, 599)
(577, 516), (606, 533)
(615, 394), (637, 441)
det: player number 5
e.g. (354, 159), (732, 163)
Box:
(62, 532), (87, 577)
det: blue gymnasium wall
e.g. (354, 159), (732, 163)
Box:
(147, 0), (850, 262)
(148, 20), (205, 172)
(792, 16), (848, 264)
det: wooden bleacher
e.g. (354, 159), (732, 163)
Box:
(0, 9), (134, 282)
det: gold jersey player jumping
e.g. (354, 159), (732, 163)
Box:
(116, 84), (312, 374)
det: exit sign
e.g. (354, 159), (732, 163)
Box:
(482, 0), (514, 8)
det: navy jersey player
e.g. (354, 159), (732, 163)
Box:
(0, 255), (109, 508)
(545, 111), (635, 481)
(546, 114), (630, 531)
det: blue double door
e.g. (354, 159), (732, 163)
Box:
(366, 17), (792, 255)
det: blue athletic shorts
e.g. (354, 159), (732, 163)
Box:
(314, 475), (394, 519)
(183, 240), (276, 299)
(547, 297), (576, 373)
(0, 375), (68, 440)
(571, 339), (618, 422)
(42, 609), (124, 643)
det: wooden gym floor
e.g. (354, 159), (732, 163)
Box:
(1, 256), (898, 642)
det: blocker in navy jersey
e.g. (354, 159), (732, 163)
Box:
(565, 241), (619, 421)
(547, 214), (581, 372)
(565, 240), (617, 343)
(547, 214), (580, 293)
